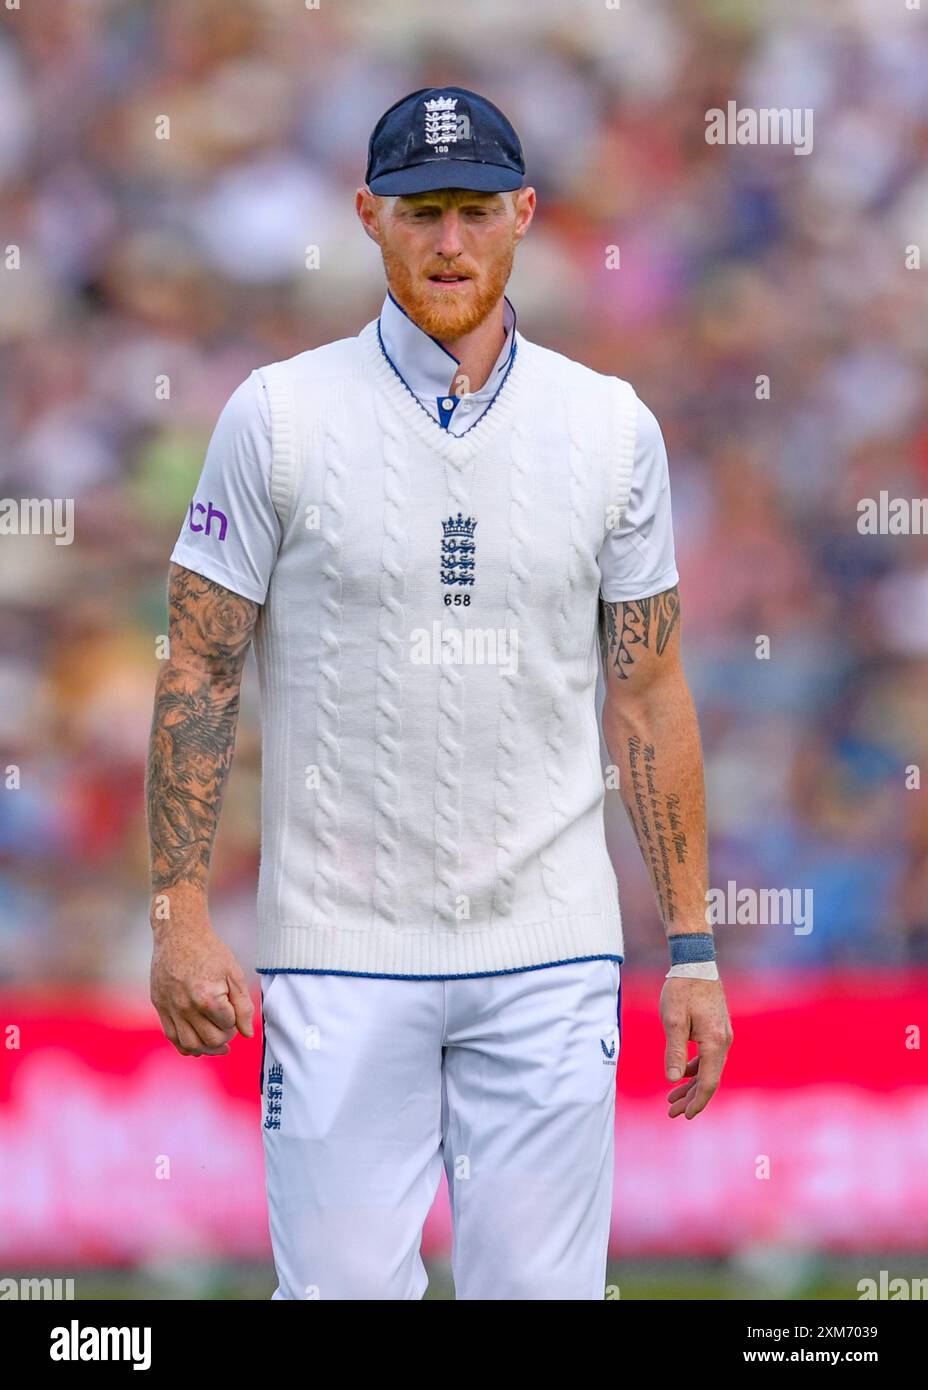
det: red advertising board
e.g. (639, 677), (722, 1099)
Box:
(0, 972), (925, 1263)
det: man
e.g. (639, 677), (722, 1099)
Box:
(146, 87), (732, 1301)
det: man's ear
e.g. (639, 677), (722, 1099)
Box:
(356, 186), (383, 244)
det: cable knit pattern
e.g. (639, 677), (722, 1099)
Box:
(539, 387), (589, 914)
(491, 407), (533, 919)
(609, 378), (639, 533)
(260, 366), (297, 529)
(432, 456), (472, 925)
(372, 389), (409, 926)
(250, 322), (642, 977)
(311, 407), (349, 925)
(258, 363), (299, 924)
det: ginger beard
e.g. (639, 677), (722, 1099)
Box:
(377, 216), (516, 341)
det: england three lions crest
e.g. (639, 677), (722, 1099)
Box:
(441, 512), (477, 587)
(423, 95), (471, 151)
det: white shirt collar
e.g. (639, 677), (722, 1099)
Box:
(378, 290), (517, 405)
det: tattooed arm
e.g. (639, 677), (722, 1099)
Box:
(598, 586), (707, 930)
(599, 584), (732, 1117)
(145, 563), (259, 1057)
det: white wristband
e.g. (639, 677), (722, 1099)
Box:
(665, 961), (719, 981)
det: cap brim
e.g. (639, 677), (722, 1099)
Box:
(368, 160), (524, 195)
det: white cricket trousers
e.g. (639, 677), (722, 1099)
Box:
(260, 957), (621, 1300)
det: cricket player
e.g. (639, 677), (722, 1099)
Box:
(146, 87), (733, 1301)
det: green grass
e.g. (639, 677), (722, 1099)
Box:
(9, 1253), (927, 1300)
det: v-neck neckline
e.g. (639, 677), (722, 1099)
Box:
(361, 317), (526, 467)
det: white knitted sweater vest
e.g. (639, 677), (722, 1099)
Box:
(251, 316), (639, 976)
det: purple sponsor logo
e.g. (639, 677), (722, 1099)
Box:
(188, 499), (228, 541)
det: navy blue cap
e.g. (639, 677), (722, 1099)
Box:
(366, 87), (525, 196)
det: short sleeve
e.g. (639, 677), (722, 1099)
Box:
(598, 397), (679, 603)
(170, 370), (280, 604)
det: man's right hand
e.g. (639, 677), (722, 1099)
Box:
(145, 565), (261, 1057)
(150, 896), (255, 1057)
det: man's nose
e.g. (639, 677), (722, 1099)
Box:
(434, 209), (464, 260)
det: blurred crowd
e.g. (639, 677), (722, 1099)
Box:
(1, 0), (927, 982)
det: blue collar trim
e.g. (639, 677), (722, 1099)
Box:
(375, 317), (518, 439)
